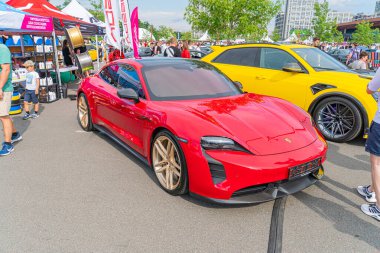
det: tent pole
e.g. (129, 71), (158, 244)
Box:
(52, 30), (63, 98)
(96, 35), (99, 70)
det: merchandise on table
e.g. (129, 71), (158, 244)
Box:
(10, 85), (22, 115)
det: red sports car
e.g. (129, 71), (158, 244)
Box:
(77, 58), (328, 204)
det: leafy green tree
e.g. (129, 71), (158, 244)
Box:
(312, 0), (344, 42)
(292, 29), (312, 41)
(271, 28), (282, 42)
(156, 25), (175, 40)
(312, 0), (332, 41)
(181, 31), (193, 41)
(374, 30), (380, 44)
(56, 0), (71, 10)
(138, 20), (160, 40)
(88, 0), (104, 22)
(185, 0), (281, 40)
(352, 21), (378, 46)
(331, 24), (344, 43)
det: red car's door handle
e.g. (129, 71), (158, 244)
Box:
(137, 114), (151, 121)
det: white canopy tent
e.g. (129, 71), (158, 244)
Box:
(198, 31), (210, 41)
(284, 32), (298, 43)
(234, 39), (246, 44)
(139, 28), (155, 41)
(62, 0), (105, 27)
(261, 35), (273, 43)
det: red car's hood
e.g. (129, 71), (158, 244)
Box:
(164, 94), (317, 155)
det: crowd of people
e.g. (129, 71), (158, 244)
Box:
(311, 37), (376, 71)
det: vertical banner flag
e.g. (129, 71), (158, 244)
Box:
(130, 7), (140, 59)
(103, 0), (121, 49)
(119, 0), (133, 49)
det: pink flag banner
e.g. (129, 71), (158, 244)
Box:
(130, 7), (140, 59)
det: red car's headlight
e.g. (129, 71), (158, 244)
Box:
(201, 136), (252, 154)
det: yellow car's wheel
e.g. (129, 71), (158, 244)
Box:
(313, 97), (362, 142)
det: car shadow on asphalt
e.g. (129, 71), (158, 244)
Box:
(327, 142), (370, 172)
(294, 191), (380, 250)
(346, 137), (366, 147)
(94, 131), (264, 209)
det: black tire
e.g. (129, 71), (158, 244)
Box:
(77, 93), (94, 132)
(312, 97), (362, 142)
(151, 130), (188, 196)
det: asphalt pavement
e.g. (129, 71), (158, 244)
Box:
(0, 98), (379, 253)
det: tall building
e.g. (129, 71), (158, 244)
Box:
(327, 11), (353, 24)
(275, 12), (285, 36)
(282, 0), (318, 39)
(353, 12), (374, 21)
(376, 0), (380, 16)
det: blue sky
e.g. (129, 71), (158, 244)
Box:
(2, 0), (378, 31)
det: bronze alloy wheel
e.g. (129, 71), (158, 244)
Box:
(77, 94), (93, 131)
(78, 95), (89, 129)
(152, 135), (182, 191)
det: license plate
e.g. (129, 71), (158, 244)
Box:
(289, 158), (321, 179)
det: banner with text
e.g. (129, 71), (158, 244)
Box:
(103, 0), (121, 49)
(119, 0), (133, 49)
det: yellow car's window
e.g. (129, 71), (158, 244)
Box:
(213, 48), (260, 67)
(259, 48), (298, 71)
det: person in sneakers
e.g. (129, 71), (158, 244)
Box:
(0, 35), (22, 156)
(358, 67), (380, 221)
(22, 60), (40, 120)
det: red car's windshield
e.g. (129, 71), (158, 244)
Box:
(142, 61), (242, 101)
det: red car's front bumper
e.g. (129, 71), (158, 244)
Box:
(183, 138), (328, 204)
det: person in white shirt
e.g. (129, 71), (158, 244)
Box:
(349, 51), (368, 70)
(160, 40), (168, 54)
(358, 68), (380, 221)
(22, 60), (40, 119)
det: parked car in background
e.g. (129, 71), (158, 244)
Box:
(125, 47), (154, 58)
(190, 50), (207, 59)
(86, 44), (98, 61)
(200, 46), (213, 54)
(327, 49), (350, 63)
(203, 43), (378, 143)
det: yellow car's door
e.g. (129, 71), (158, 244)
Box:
(210, 47), (260, 89)
(251, 47), (312, 110)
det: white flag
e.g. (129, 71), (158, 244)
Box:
(103, 0), (121, 49)
(119, 0), (133, 49)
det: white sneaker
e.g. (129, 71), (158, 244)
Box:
(357, 185), (376, 203)
(361, 203), (380, 221)
(366, 193), (377, 203)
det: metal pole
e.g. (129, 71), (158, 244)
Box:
(52, 30), (63, 98)
(96, 34), (100, 70)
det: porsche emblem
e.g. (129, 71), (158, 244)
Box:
(284, 138), (292, 143)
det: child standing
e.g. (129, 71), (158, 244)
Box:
(23, 60), (40, 119)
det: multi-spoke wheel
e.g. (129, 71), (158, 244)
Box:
(151, 131), (188, 195)
(313, 97), (362, 142)
(77, 93), (93, 131)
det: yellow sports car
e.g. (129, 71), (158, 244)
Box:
(86, 44), (98, 61)
(202, 43), (376, 142)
